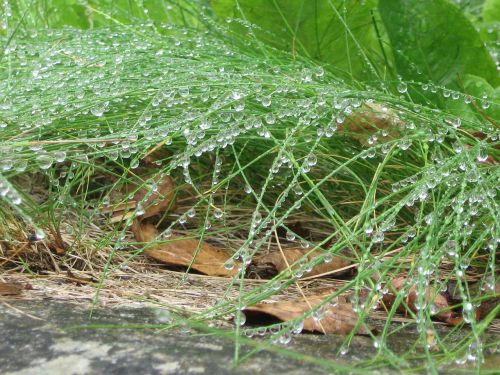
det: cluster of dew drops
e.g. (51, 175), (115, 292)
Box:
(0, 19), (497, 356)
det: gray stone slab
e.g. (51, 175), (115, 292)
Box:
(0, 300), (498, 374)
(0, 300), (331, 375)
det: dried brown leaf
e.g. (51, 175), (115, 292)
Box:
(383, 276), (462, 325)
(132, 221), (238, 277)
(109, 176), (176, 223)
(141, 148), (171, 167)
(0, 282), (23, 296)
(133, 175), (176, 219)
(132, 221), (158, 242)
(475, 282), (500, 321)
(110, 211), (135, 224)
(146, 238), (239, 277)
(101, 201), (137, 214)
(257, 248), (351, 278)
(66, 270), (95, 286)
(244, 294), (374, 335)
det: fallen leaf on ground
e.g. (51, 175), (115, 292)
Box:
(132, 221), (239, 277)
(256, 248), (351, 279)
(101, 202), (137, 214)
(110, 175), (176, 223)
(475, 282), (500, 320)
(0, 282), (23, 296)
(146, 238), (239, 277)
(446, 280), (500, 313)
(141, 148), (172, 167)
(66, 270), (96, 286)
(133, 175), (176, 219)
(476, 297), (500, 320)
(132, 221), (158, 242)
(276, 222), (313, 243)
(244, 293), (375, 335)
(382, 276), (462, 325)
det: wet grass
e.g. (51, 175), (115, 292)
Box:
(0, 1), (498, 373)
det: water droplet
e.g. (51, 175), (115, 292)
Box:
(397, 81), (407, 93)
(279, 332), (292, 345)
(430, 304), (438, 316)
(477, 145), (488, 162)
(136, 205), (145, 216)
(35, 228), (46, 240)
(314, 66), (324, 78)
(161, 228), (172, 239)
(451, 117), (461, 129)
(324, 252), (333, 263)
(130, 159), (139, 169)
(372, 231), (384, 243)
(179, 86), (190, 98)
(253, 211), (262, 225)
(424, 213), (433, 225)
(214, 207), (224, 219)
(13, 160), (27, 172)
(231, 90), (243, 100)
(306, 153), (317, 166)
(238, 311), (246, 326)
(224, 258), (235, 270)
(261, 96), (272, 107)
(54, 151), (66, 163)
(0, 159), (13, 171)
(265, 113), (275, 125)
(37, 154), (54, 170)
(452, 142), (463, 154)
(292, 320), (304, 334)
(340, 345), (349, 356)
(187, 208), (196, 218)
(293, 184), (303, 196)
(90, 101), (109, 117)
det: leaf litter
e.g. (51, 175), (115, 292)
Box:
(92, 110), (495, 337)
(256, 248), (351, 278)
(382, 276), (463, 326)
(0, 281), (24, 296)
(244, 292), (376, 335)
(132, 221), (240, 278)
(123, 166), (373, 335)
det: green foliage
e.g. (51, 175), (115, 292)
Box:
(4, 0), (89, 29)
(212, 0), (385, 82)
(43, 0), (91, 28)
(479, 0), (500, 50)
(2, 0), (206, 31)
(445, 74), (500, 122)
(482, 0), (500, 23)
(379, 0), (499, 89)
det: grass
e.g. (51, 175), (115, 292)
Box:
(0, 0), (498, 373)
